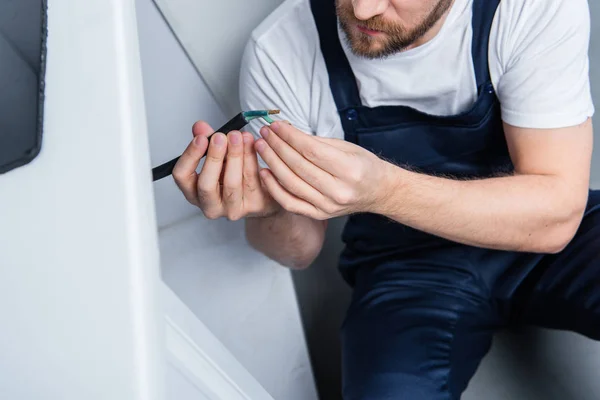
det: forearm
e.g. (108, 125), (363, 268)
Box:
(375, 165), (588, 253)
(245, 209), (327, 269)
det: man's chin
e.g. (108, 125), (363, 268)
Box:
(348, 41), (389, 59)
(341, 28), (393, 59)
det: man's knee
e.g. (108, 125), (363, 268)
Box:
(340, 285), (495, 400)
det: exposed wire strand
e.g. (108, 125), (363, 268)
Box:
(243, 109), (280, 124)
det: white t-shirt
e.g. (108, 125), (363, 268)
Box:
(239, 0), (594, 140)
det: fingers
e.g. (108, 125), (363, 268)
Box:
(259, 169), (324, 220)
(269, 122), (347, 176)
(222, 131), (244, 219)
(312, 135), (356, 150)
(192, 120), (215, 138)
(242, 132), (261, 196)
(258, 125), (336, 196)
(173, 135), (209, 206)
(255, 138), (325, 206)
(197, 132), (227, 218)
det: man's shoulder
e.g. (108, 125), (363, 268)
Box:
(493, 0), (589, 39)
(490, 0), (593, 130)
(246, 0), (319, 60)
(490, 0), (590, 74)
(239, 0), (332, 136)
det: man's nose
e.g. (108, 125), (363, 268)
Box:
(352, 0), (388, 21)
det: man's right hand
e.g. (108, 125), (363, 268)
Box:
(172, 121), (282, 221)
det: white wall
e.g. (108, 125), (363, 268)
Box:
(135, 1), (318, 400)
(465, 329), (600, 400)
(0, 1), (165, 399)
(152, 0), (285, 117)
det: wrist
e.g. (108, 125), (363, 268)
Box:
(248, 201), (285, 220)
(367, 160), (405, 216)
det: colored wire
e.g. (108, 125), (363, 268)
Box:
(243, 110), (279, 124)
(151, 109), (280, 181)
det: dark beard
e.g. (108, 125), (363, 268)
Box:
(336, 0), (453, 59)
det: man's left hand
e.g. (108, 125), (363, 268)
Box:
(254, 121), (392, 220)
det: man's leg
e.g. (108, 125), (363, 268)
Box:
(512, 190), (600, 338)
(341, 252), (502, 400)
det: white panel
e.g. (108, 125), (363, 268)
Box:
(0, 1), (164, 399)
(166, 365), (212, 400)
(163, 284), (274, 400)
(152, 0), (285, 116)
(158, 214), (318, 400)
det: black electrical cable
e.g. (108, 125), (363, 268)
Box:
(151, 110), (279, 182)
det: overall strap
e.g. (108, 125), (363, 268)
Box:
(471, 0), (500, 92)
(309, 0), (361, 110)
(309, 0), (502, 107)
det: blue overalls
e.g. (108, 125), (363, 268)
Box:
(310, 0), (600, 398)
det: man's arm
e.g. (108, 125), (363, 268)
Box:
(239, 33), (327, 269)
(245, 212), (327, 269)
(374, 119), (594, 253)
(251, 118), (593, 254)
(370, 0), (596, 253)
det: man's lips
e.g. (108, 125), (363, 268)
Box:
(357, 25), (383, 36)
